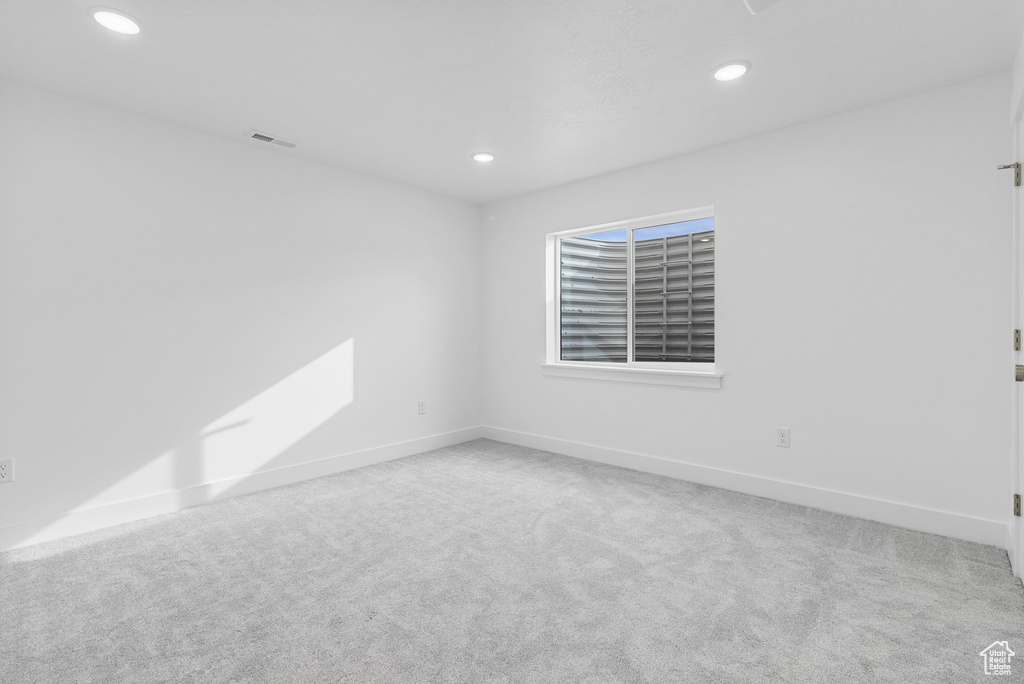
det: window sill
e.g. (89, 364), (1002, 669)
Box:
(541, 363), (722, 389)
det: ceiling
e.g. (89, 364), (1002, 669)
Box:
(1, 0), (1021, 205)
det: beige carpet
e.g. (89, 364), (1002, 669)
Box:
(1, 439), (1022, 683)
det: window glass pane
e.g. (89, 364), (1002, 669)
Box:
(633, 218), (714, 362)
(560, 229), (627, 362)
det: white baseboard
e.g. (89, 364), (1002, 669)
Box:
(0, 427), (484, 552)
(1009, 522), (1021, 579)
(481, 426), (1010, 549)
(3, 425), (1009, 554)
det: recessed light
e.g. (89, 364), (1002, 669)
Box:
(713, 61), (749, 82)
(700, 238), (711, 242)
(472, 152), (494, 163)
(92, 8), (141, 35)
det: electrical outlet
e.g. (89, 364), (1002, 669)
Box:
(0, 458), (13, 483)
(776, 428), (790, 448)
(417, 399), (426, 415)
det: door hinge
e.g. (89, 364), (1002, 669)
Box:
(1015, 330), (1020, 351)
(1015, 493), (1021, 517)
(998, 163), (1022, 187)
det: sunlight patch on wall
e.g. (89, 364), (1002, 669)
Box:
(80, 449), (178, 509)
(201, 338), (354, 496)
(9, 339), (355, 553)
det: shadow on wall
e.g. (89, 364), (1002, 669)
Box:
(9, 339), (356, 550)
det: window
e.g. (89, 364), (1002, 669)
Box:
(545, 208), (719, 387)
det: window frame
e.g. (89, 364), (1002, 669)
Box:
(544, 207), (721, 389)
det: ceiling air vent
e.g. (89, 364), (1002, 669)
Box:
(246, 130), (298, 149)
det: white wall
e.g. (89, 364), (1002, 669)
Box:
(0, 73), (1014, 551)
(1013, 30), (1024, 120)
(0, 79), (481, 548)
(480, 73), (1013, 545)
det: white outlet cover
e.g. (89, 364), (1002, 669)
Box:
(0, 458), (13, 482)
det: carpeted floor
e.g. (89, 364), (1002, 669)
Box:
(1, 439), (1021, 683)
